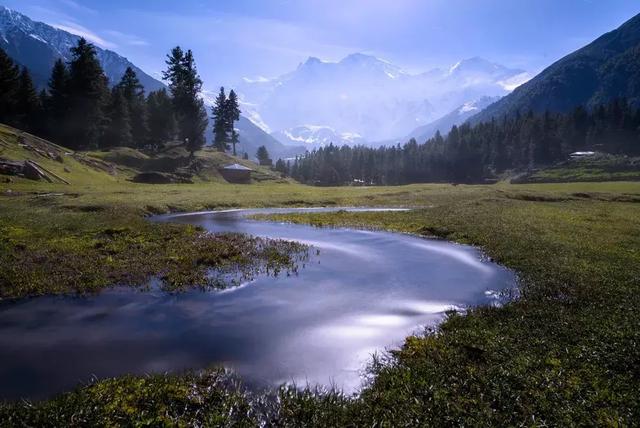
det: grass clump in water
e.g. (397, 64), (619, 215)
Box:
(0, 200), (308, 299)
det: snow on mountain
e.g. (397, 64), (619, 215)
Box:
(405, 96), (502, 143)
(272, 125), (367, 148)
(237, 53), (528, 143)
(0, 5), (164, 92)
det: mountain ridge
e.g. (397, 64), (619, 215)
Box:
(237, 52), (528, 143)
(470, 12), (640, 124)
(0, 5), (164, 93)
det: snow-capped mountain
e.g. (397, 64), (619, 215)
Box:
(272, 125), (367, 148)
(237, 53), (530, 143)
(0, 5), (163, 92)
(406, 96), (502, 143)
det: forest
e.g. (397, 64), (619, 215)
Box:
(0, 39), (239, 155)
(283, 100), (640, 185)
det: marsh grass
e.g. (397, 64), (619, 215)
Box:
(0, 200), (308, 299)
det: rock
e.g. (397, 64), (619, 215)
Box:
(0, 160), (24, 176)
(22, 161), (44, 180)
(64, 167), (71, 173)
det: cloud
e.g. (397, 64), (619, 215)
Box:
(52, 22), (117, 49)
(59, 0), (98, 15)
(104, 30), (149, 47)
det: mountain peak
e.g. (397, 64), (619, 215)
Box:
(341, 52), (377, 62)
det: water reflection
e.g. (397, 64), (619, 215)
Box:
(0, 208), (516, 400)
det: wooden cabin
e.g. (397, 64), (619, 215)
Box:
(220, 163), (252, 183)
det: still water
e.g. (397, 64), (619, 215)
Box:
(0, 208), (516, 400)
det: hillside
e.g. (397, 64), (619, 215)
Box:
(0, 123), (285, 186)
(472, 12), (640, 123)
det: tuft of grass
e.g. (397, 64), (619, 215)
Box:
(0, 369), (258, 427)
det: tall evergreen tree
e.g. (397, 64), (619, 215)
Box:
(103, 87), (132, 148)
(146, 88), (176, 151)
(212, 87), (229, 152)
(162, 46), (207, 154)
(66, 38), (109, 149)
(46, 59), (70, 143)
(14, 67), (40, 132)
(117, 67), (148, 148)
(0, 47), (20, 125)
(256, 145), (270, 164)
(225, 89), (241, 155)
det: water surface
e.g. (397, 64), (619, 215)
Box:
(0, 208), (516, 400)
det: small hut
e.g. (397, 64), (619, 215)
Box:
(220, 163), (252, 183)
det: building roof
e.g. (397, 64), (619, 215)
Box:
(222, 163), (253, 171)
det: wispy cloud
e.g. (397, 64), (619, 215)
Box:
(51, 22), (117, 49)
(59, 0), (98, 15)
(104, 30), (149, 47)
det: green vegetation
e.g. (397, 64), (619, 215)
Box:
(0, 369), (258, 427)
(514, 153), (640, 183)
(2, 122), (640, 425)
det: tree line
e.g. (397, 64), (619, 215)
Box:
(282, 99), (640, 185)
(0, 39), (240, 155)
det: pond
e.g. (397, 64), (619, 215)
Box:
(0, 208), (516, 400)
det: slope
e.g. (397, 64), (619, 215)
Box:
(472, 12), (640, 124)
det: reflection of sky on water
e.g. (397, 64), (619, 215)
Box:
(0, 208), (516, 400)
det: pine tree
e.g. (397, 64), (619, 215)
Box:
(162, 46), (207, 154)
(14, 67), (40, 132)
(117, 67), (148, 148)
(226, 89), (241, 155)
(146, 88), (176, 151)
(103, 87), (132, 147)
(46, 59), (70, 144)
(256, 145), (270, 164)
(66, 38), (109, 149)
(212, 86), (229, 152)
(0, 47), (20, 125)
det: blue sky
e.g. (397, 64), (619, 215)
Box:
(4, 0), (640, 90)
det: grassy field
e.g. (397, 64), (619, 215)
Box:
(2, 124), (640, 425)
(513, 153), (640, 183)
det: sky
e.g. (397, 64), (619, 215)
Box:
(3, 0), (640, 91)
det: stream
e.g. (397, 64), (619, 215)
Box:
(0, 208), (516, 400)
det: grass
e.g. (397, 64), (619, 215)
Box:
(2, 124), (640, 425)
(513, 153), (640, 183)
(0, 369), (258, 427)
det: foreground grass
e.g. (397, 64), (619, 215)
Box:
(0, 369), (258, 427)
(1, 176), (640, 425)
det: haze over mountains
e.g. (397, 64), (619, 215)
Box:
(237, 53), (530, 146)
